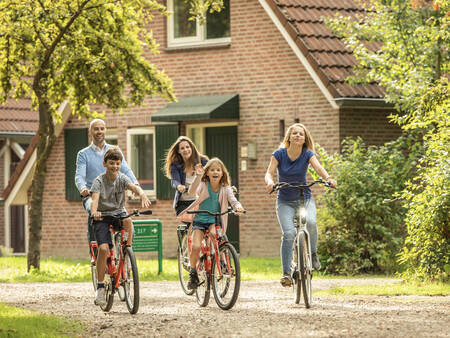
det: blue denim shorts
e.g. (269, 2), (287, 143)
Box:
(93, 212), (127, 247)
(192, 221), (214, 231)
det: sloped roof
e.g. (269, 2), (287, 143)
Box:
(268, 0), (384, 99)
(0, 98), (39, 135)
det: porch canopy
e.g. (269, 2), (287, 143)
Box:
(151, 94), (239, 122)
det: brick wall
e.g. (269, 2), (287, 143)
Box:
(340, 108), (402, 146)
(39, 0), (398, 259)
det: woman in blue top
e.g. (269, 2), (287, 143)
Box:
(165, 136), (208, 216)
(265, 123), (337, 287)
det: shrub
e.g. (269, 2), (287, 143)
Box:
(315, 137), (418, 275)
(397, 82), (450, 281)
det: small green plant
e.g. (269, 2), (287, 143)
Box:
(0, 246), (13, 257)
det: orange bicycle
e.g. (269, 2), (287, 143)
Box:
(186, 207), (242, 310)
(90, 209), (152, 314)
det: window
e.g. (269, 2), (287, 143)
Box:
(127, 128), (155, 195)
(167, 0), (230, 48)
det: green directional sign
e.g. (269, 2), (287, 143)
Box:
(132, 219), (162, 274)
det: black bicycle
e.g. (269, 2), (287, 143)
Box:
(177, 221), (195, 296)
(271, 180), (331, 308)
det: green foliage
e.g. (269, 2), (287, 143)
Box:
(397, 82), (450, 281)
(316, 137), (418, 275)
(326, 0), (449, 112)
(0, 302), (86, 337)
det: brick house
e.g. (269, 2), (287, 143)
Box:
(0, 0), (401, 259)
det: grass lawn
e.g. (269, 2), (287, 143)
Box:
(0, 302), (86, 337)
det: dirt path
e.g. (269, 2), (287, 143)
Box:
(1, 279), (449, 337)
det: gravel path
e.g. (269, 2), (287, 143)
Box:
(1, 279), (449, 337)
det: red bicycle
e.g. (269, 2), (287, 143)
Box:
(90, 209), (152, 314)
(186, 207), (242, 310)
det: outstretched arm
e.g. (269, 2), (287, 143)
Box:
(188, 163), (204, 195)
(265, 156), (278, 193)
(128, 183), (151, 208)
(91, 192), (101, 220)
(309, 156), (337, 188)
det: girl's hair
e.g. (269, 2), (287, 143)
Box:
(164, 136), (207, 178)
(280, 123), (315, 151)
(201, 157), (231, 187)
(104, 147), (123, 162)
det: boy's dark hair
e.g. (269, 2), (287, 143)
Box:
(104, 147), (123, 162)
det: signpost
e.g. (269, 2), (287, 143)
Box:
(132, 219), (162, 274)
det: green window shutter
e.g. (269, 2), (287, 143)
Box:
(155, 124), (179, 199)
(65, 128), (88, 201)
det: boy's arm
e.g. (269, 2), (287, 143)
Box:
(90, 192), (102, 220)
(128, 184), (151, 208)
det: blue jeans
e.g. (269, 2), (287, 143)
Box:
(276, 198), (318, 275)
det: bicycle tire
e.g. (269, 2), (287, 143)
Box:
(195, 258), (210, 307)
(177, 231), (195, 296)
(114, 233), (126, 302)
(123, 246), (140, 314)
(100, 274), (114, 312)
(298, 231), (312, 308)
(211, 242), (240, 310)
(292, 239), (301, 304)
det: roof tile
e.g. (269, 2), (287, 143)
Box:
(270, 0), (384, 98)
(0, 99), (38, 134)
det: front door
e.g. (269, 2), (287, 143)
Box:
(10, 205), (25, 253)
(205, 126), (239, 252)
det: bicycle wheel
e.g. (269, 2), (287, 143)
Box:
(113, 233), (126, 302)
(100, 274), (114, 312)
(211, 242), (240, 310)
(123, 246), (140, 314)
(298, 231), (312, 308)
(177, 231), (195, 296)
(291, 238), (301, 304)
(195, 257), (210, 307)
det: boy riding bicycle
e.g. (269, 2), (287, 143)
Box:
(90, 147), (151, 306)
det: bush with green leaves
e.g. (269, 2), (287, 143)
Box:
(397, 82), (450, 281)
(315, 137), (419, 275)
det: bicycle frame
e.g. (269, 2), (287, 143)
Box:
(294, 195), (312, 272)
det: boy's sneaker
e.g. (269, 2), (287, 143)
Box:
(187, 270), (199, 290)
(94, 287), (106, 306)
(280, 274), (292, 287)
(312, 253), (321, 270)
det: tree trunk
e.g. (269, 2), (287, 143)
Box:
(27, 91), (56, 272)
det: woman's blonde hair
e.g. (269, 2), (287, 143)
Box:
(164, 136), (206, 178)
(201, 157), (231, 187)
(281, 123), (314, 151)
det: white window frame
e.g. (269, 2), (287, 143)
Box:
(105, 128), (118, 145)
(167, 0), (231, 48)
(126, 127), (156, 198)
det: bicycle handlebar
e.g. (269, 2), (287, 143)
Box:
(270, 179), (332, 194)
(187, 206), (246, 216)
(111, 209), (153, 220)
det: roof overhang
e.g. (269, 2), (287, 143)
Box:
(2, 100), (72, 205)
(151, 94), (239, 122)
(334, 98), (394, 109)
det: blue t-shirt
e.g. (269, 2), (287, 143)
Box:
(194, 182), (221, 224)
(273, 147), (314, 201)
